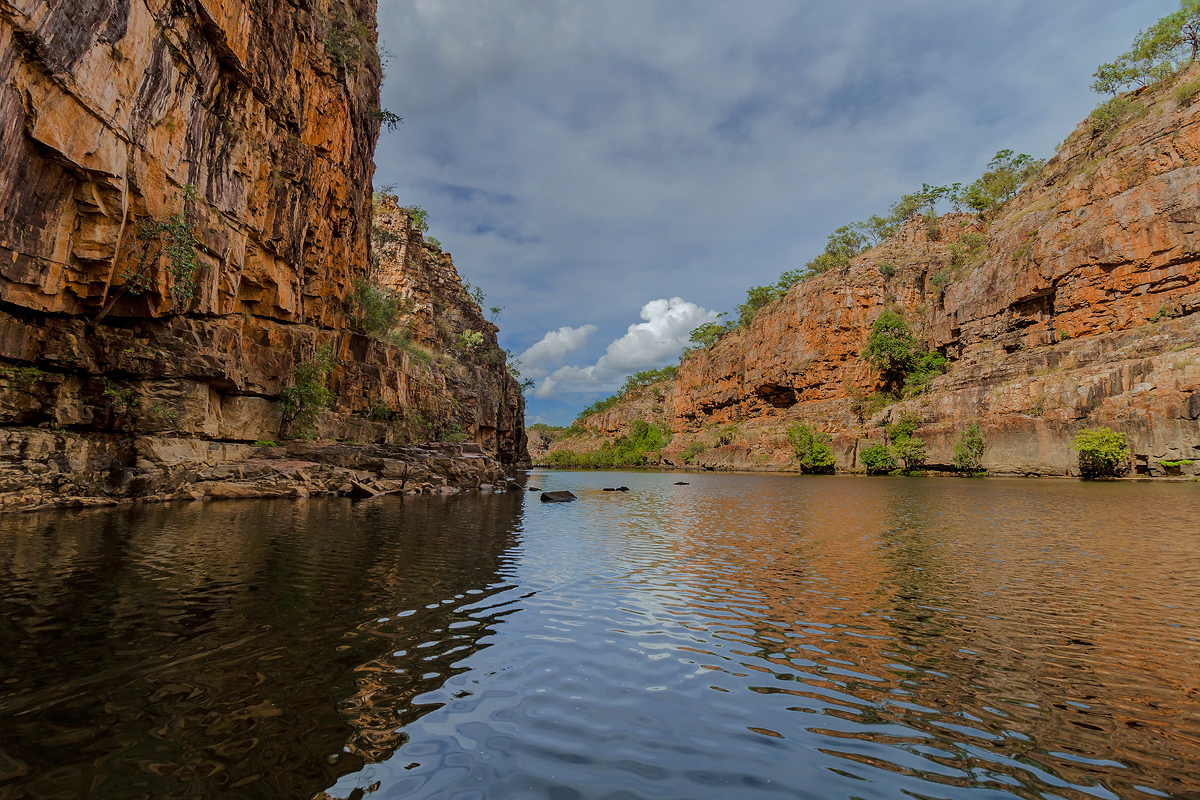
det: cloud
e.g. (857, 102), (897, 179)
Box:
(535, 297), (717, 397)
(517, 324), (597, 379)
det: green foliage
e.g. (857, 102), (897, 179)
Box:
(1072, 427), (1132, 477)
(862, 310), (920, 376)
(1173, 76), (1200, 104)
(953, 150), (1044, 214)
(1150, 304), (1179, 322)
(347, 278), (409, 337)
(1091, 0), (1200, 94)
(884, 412), (921, 443)
(620, 366), (678, 395)
(680, 440), (709, 465)
(878, 263), (895, 279)
(252, 440), (279, 448)
(737, 283), (784, 326)
(323, 5), (370, 66)
(402, 205), (430, 233)
(427, 236), (443, 251)
(891, 435), (928, 474)
(1088, 96), (1148, 137)
(860, 442), (897, 474)
(455, 330), (484, 354)
(687, 316), (737, 350)
(97, 184), (202, 324)
(930, 270), (950, 289)
(372, 108), (403, 131)
(2, 366), (42, 389)
(281, 345), (337, 440)
(952, 420), (986, 473)
(103, 381), (136, 412)
(804, 224), (869, 277)
(368, 400), (394, 422)
(787, 423), (836, 473)
(544, 420), (671, 468)
(462, 280), (485, 307)
(576, 395), (621, 421)
(949, 232), (988, 270)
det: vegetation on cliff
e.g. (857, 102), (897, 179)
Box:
(545, 420), (671, 468)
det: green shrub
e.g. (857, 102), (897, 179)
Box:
(543, 420), (671, 468)
(953, 150), (1043, 214)
(252, 440), (279, 448)
(1174, 77), (1200, 104)
(901, 352), (948, 399)
(1072, 427), (1132, 477)
(1089, 97), (1148, 137)
(576, 395), (621, 422)
(878, 263), (895, 279)
(347, 278), (409, 336)
(892, 436), (928, 474)
(402, 205), (430, 233)
(860, 442), (896, 474)
(281, 345), (337, 440)
(885, 412), (922, 443)
(322, 5), (370, 66)
(737, 284), (784, 327)
(787, 423), (836, 473)
(680, 441), (708, 465)
(620, 366), (677, 395)
(862, 310), (920, 377)
(804, 224), (869, 277)
(952, 420), (986, 474)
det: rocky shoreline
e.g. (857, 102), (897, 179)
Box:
(0, 429), (518, 513)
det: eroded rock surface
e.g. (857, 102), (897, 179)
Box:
(0, 0), (527, 510)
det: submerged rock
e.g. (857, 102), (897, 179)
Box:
(674, 482), (690, 485)
(540, 491), (577, 503)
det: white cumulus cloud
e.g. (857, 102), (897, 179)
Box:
(517, 324), (597, 379)
(535, 297), (718, 398)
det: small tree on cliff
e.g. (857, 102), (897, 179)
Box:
(787, 423), (836, 473)
(94, 184), (202, 325)
(862, 310), (919, 384)
(1072, 427), (1132, 478)
(1092, 0), (1200, 94)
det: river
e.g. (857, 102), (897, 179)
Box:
(1, 472), (1197, 799)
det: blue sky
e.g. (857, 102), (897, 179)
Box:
(373, 0), (1174, 425)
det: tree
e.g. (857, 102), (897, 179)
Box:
(952, 421), (986, 474)
(1072, 427), (1132, 477)
(804, 224), (869, 277)
(687, 320), (732, 350)
(954, 150), (1044, 215)
(787, 423), (836, 473)
(1092, 1), (1200, 94)
(94, 184), (202, 325)
(737, 284), (783, 326)
(891, 436), (927, 474)
(860, 442), (896, 474)
(862, 310), (920, 379)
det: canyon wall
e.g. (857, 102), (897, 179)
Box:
(574, 77), (1200, 478)
(0, 0), (526, 510)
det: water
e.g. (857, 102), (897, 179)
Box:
(1, 474), (1198, 799)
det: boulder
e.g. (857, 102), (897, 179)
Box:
(540, 491), (576, 503)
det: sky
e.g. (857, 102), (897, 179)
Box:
(372, 0), (1175, 425)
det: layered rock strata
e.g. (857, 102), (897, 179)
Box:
(0, 0), (527, 510)
(0, 429), (514, 512)
(572, 77), (1200, 478)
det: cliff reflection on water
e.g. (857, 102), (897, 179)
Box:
(0, 496), (522, 798)
(2, 476), (1199, 800)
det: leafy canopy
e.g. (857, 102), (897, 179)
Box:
(1072, 427), (1132, 477)
(1092, 0), (1200, 94)
(787, 423), (836, 473)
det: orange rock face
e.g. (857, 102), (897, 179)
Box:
(0, 0), (527, 510)
(582, 79), (1200, 477)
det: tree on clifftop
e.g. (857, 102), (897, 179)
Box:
(1093, 0), (1200, 94)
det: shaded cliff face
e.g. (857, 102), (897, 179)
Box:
(1, 0), (381, 327)
(0, 0), (527, 510)
(579, 77), (1200, 478)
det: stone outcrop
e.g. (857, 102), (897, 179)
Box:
(0, 428), (514, 512)
(572, 76), (1200, 478)
(0, 0), (527, 510)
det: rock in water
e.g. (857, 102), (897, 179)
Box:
(603, 488), (616, 491)
(540, 491), (577, 503)
(674, 482), (690, 485)
(616, 486), (629, 492)
(527, 487), (542, 492)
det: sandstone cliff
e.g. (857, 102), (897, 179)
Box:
(0, 0), (527, 510)
(571, 76), (1200, 478)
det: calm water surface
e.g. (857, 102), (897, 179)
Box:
(1, 473), (1198, 799)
